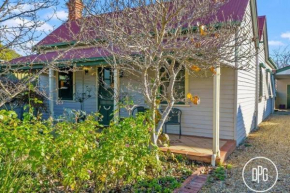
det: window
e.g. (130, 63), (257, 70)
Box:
(265, 71), (269, 99)
(268, 73), (274, 98)
(266, 72), (271, 98)
(259, 67), (263, 100)
(160, 67), (187, 105)
(58, 71), (74, 100)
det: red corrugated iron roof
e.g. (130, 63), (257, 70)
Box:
(258, 16), (266, 41)
(36, 0), (250, 47)
(10, 47), (109, 65)
(9, 0), (252, 65)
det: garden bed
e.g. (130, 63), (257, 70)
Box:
(108, 154), (208, 192)
(0, 110), (208, 193)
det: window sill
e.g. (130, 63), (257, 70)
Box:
(59, 99), (76, 102)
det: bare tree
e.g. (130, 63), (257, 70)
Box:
(75, 0), (258, 145)
(0, 0), (60, 54)
(0, 0), (61, 107)
(272, 46), (290, 68)
(0, 0), (258, 147)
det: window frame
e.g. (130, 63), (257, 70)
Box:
(57, 71), (75, 101)
(259, 65), (264, 101)
(267, 71), (273, 98)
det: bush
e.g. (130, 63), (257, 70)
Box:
(0, 109), (159, 192)
(212, 166), (226, 181)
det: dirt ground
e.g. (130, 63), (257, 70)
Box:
(201, 114), (290, 192)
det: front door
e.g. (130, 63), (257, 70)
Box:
(287, 85), (290, 109)
(98, 68), (114, 125)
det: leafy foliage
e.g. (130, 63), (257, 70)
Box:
(0, 110), (159, 192)
(212, 166), (226, 181)
(0, 44), (20, 61)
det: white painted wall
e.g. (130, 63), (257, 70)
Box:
(117, 67), (235, 140)
(235, 2), (274, 145)
(158, 68), (235, 140)
(39, 67), (97, 119)
(235, 2), (257, 145)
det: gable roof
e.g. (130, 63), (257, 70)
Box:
(36, 0), (250, 48)
(257, 15), (277, 69)
(7, 0), (253, 67)
(258, 15), (265, 41)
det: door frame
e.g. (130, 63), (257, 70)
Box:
(96, 66), (120, 125)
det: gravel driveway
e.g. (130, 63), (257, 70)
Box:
(201, 113), (290, 192)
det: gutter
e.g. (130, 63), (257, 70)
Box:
(267, 57), (277, 70)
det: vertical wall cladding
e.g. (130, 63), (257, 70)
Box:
(236, 2), (257, 145)
(39, 67), (97, 118)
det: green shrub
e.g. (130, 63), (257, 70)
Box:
(212, 166), (226, 181)
(94, 114), (160, 191)
(0, 110), (53, 192)
(0, 109), (159, 192)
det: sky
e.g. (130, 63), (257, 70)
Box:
(6, 0), (290, 55)
(257, 0), (290, 52)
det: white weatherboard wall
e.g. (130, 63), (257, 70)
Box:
(118, 67), (235, 140)
(164, 67), (235, 140)
(39, 67), (97, 119)
(235, 2), (274, 145)
(235, 2), (257, 145)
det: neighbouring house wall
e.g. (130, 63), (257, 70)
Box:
(39, 67), (97, 119)
(275, 79), (290, 109)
